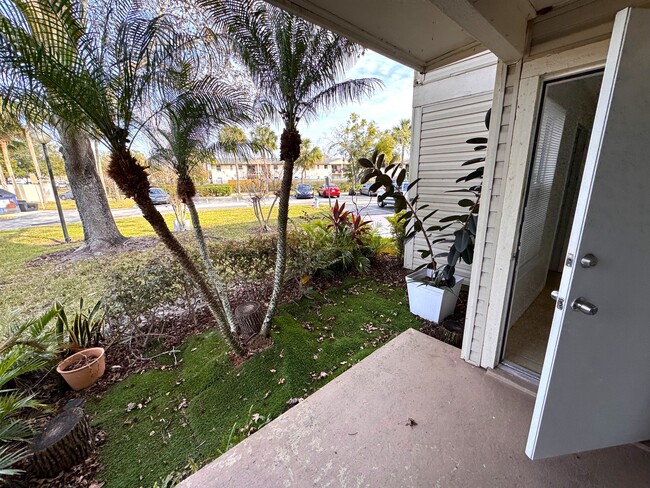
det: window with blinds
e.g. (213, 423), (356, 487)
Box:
(518, 98), (566, 269)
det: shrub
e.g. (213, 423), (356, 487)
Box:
(0, 308), (59, 477)
(196, 184), (232, 197)
(386, 211), (407, 259)
(104, 259), (196, 339)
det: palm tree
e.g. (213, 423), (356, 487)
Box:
(0, 0), (244, 354)
(250, 124), (277, 184)
(202, 0), (382, 336)
(295, 139), (323, 183)
(217, 125), (250, 195)
(148, 63), (251, 334)
(391, 118), (411, 166)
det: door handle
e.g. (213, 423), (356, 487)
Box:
(571, 297), (598, 315)
(551, 290), (559, 301)
(580, 253), (598, 268)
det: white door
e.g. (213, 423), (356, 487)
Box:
(527, 7), (650, 460)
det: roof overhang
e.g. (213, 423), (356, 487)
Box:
(265, 0), (536, 72)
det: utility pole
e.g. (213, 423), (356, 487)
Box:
(33, 130), (70, 243)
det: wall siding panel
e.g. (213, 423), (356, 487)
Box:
(408, 55), (497, 280)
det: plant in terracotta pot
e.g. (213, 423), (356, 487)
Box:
(55, 300), (106, 390)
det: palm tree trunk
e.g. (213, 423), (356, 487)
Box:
(107, 146), (244, 355)
(59, 124), (125, 252)
(260, 127), (300, 336)
(235, 161), (241, 195)
(0, 162), (6, 188)
(24, 127), (46, 208)
(2, 142), (23, 200)
(184, 195), (239, 333)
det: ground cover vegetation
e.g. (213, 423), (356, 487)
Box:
(0, 0), (428, 485)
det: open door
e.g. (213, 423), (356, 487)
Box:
(526, 7), (650, 460)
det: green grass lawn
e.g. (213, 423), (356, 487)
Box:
(0, 206), (319, 330)
(42, 199), (137, 211)
(90, 277), (421, 487)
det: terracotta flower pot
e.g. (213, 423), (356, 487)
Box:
(56, 347), (106, 391)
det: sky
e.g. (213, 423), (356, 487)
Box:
(299, 50), (415, 155)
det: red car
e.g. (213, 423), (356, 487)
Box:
(318, 184), (340, 198)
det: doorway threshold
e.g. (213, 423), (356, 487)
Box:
(488, 361), (539, 397)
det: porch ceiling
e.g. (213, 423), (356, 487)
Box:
(178, 329), (650, 488)
(265, 0), (544, 71)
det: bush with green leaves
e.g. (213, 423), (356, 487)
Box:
(104, 259), (195, 339)
(0, 308), (59, 478)
(196, 184), (233, 197)
(386, 211), (407, 259)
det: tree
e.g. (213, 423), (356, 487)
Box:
(374, 132), (396, 162)
(0, 109), (22, 196)
(0, 0), (243, 354)
(250, 124), (277, 183)
(391, 118), (411, 166)
(203, 0), (382, 336)
(148, 62), (251, 335)
(0, 4), (124, 252)
(217, 125), (250, 195)
(294, 139), (323, 182)
(329, 113), (380, 186)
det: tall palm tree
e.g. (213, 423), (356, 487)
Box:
(391, 118), (411, 166)
(217, 125), (250, 195)
(201, 0), (382, 336)
(0, 0), (244, 354)
(148, 63), (252, 334)
(295, 138), (323, 182)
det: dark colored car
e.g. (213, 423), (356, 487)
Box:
(295, 184), (314, 199)
(59, 190), (75, 200)
(318, 184), (341, 198)
(377, 182), (409, 207)
(359, 183), (377, 196)
(149, 187), (171, 205)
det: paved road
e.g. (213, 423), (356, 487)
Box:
(0, 194), (394, 231)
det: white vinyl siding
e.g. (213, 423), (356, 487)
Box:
(463, 63), (520, 366)
(407, 52), (497, 283)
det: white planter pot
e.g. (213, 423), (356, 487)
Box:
(405, 269), (464, 323)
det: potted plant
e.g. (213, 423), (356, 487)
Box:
(359, 110), (488, 323)
(55, 299), (106, 390)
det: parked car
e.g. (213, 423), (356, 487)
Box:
(59, 190), (75, 200)
(294, 184), (314, 199)
(318, 184), (341, 198)
(377, 181), (409, 207)
(359, 183), (377, 196)
(149, 187), (171, 205)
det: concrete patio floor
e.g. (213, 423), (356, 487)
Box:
(178, 329), (650, 488)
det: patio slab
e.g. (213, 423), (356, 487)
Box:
(178, 328), (650, 488)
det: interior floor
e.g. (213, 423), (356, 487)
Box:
(503, 272), (561, 375)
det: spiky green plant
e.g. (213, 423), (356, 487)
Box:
(0, 308), (58, 478)
(200, 0), (382, 335)
(0, 0), (244, 354)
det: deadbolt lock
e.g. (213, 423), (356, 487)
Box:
(580, 253), (598, 268)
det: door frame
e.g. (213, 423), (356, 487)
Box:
(478, 40), (610, 369)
